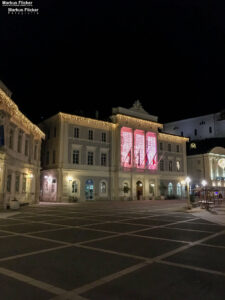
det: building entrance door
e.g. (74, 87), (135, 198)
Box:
(85, 179), (94, 200)
(136, 181), (143, 200)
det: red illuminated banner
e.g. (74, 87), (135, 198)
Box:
(146, 132), (157, 170)
(134, 129), (145, 169)
(121, 127), (133, 167)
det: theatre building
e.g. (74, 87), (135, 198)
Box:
(0, 83), (45, 209)
(39, 101), (189, 202)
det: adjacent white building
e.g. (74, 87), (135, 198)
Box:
(0, 82), (45, 209)
(164, 111), (225, 140)
(39, 101), (189, 202)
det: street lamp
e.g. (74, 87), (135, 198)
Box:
(201, 180), (207, 200)
(185, 177), (191, 209)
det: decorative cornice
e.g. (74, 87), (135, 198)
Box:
(158, 132), (189, 142)
(0, 88), (45, 139)
(59, 112), (116, 130)
(115, 114), (163, 130)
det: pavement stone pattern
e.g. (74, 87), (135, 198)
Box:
(0, 200), (224, 300)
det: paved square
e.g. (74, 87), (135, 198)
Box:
(82, 262), (225, 300)
(84, 234), (184, 258)
(0, 246), (140, 290)
(0, 200), (224, 299)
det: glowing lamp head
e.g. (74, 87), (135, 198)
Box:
(185, 177), (191, 184)
(201, 180), (207, 187)
(67, 176), (73, 182)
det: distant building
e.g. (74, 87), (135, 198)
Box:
(39, 101), (189, 202)
(187, 139), (225, 189)
(164, 111), (225, 141)
(0, 85), (45, 209)
(164, 113), (225, 190)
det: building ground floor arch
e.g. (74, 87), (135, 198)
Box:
(40, 169), (188, 202)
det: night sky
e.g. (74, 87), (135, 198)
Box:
(1, 0), (225, 124)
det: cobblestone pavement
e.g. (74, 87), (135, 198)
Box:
(0, 200), (225, 300)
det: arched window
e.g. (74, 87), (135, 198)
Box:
(100, 181), (107, 194)
(72, 181), (78, 193)
(168, 182), (173, 195)
(176, 183), (181, 196)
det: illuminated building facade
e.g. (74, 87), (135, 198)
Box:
(0, 82), (45, 209)
(187, 141), (225, 190)
(40, 101), (189, 202)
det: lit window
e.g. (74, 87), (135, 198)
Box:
(72, 181), (78, 193)
(168, 182), (173, 195)
(100, 181), (106, 193)
(176, 161), (180, 171)
(176, 183), (181, 196)
(22, 177), (26, 193)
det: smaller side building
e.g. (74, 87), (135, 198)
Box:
(0, 84), (45, 209)
(187, 139), (225, 189)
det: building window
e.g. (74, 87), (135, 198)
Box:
(177, 183), (181, 196)
(46, 151), (49, 165)
(7, 174), (12, 192)
(17, 133), (22, 153)
(194, 129), (197, 136)
(54, 127), (57, 137)
(88, 130), (93, 140)
(52, 150), (56, 164)
(176, 145), (180, 152)
(102, 132), (106, 142)
(168, 144), (171, 152)
(73, 150), (79, 164)
(101, 153), (107, 166)
(100, 181), (107, 194)
(9, 129), (14, 149)
(87, 151), (94, 165)
(123, 182), (129, 194)
(160, 160), (164, 171)
(34, 144), (37, 160)
(181, 131), (183, 136)
(159, 142), (163, 151)
(169, 161), (173, 171)
(25, 140), (29, 156)
(209, 126), (212, 133)
(74, 128), (79, 138)
(15, 174), (20, 192)
(22, 177), (26, 193)
(168, 182), (173, 195)
(72, 181), (78, 193)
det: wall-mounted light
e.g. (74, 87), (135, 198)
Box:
(67, 176), (73, 182)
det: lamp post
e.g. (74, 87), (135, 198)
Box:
(201, 180), (207, 200)
(185, 177), (191, 209)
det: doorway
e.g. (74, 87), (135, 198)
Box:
(85, 179), (94, 200)
(136, 181), (143, 200)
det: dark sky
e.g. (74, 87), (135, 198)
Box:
(1, 0), (225, 124)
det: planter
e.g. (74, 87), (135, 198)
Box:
(10, 200), (20, 210)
